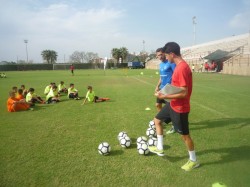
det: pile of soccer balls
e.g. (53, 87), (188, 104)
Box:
(98, 120), (157, 156)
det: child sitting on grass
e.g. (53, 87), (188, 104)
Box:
(82, 86), (110, 105)
(58, 81), (68, 94)
(21, 85), (28, 98)
(26, 88), (45, 106)
(68, 83), (80, 100)
(7, 91), (32, 112)
(16, 89), (26, 101)
(46, 85), (60, 104)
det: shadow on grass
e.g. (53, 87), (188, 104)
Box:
(199, 145), (250, 166)
(109, 150), (124, 156)
(190, 118), (250, 130)
(163, 145), (250, 167)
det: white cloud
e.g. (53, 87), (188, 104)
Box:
(229, 0), (250, 29)
(0, 2), (127, 62)
(229, 11), (250, 29)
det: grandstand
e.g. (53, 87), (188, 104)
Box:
(146, 33), (250, 76)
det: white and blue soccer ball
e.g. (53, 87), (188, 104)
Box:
(137, 143), (149, 155)
(117, 131), (128, 141)
(136, 136), (148, 145)
(98, 142), (111, 155)
(146, 127), (156, 137)
(147, 137), (158, 146)
(120, 136), (131, 148)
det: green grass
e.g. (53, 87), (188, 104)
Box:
(0, 69), (250, 187)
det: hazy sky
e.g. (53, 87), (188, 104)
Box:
(0, 0), (250, 63)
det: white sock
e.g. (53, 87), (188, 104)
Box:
(188, 150), (196, 162)
(157, 135), (163, 150)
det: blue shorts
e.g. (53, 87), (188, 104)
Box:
(155, 102), (190, 135)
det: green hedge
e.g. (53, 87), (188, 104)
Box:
(0, 63), (129, 71)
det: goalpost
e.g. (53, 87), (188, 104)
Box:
(53, 64), (71, 70)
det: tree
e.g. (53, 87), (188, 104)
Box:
(120, 47), (128, 63)
(70, 51), (86, 63)
(85, 52), (99, 63)
(41, 50), (58, 64)
(69, 51), (99, 63)
(111, 47), (128, 64)
(111, 48), (120, 64)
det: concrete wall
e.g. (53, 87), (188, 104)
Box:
(222, 55), (250, 76)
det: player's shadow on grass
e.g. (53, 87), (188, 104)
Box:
(163, 145), (250, 167)
(190, 117), (250, 130)
(199, 145), (250, 166)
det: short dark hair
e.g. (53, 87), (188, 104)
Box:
(163, 42), (181, 56)
(52, 85), (57, 89)
(18, 89), (23, 94)
(29, 88), (35, 92)
(156, 48), (164, 53)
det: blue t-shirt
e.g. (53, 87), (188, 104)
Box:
(159, 60), (176, 89)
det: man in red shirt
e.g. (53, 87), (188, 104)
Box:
(70, 64), (74, 76)
(149, 42), (199, 171)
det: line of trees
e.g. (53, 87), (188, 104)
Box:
(69, 51), (99, 63)
(1, 47), (156, 65)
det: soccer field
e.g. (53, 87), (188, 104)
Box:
(0, 69), (250, 187)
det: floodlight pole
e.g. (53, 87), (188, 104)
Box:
(143, 40), (145, 52)
(192, 16), (197, 46)
(24, 39), (29, 63)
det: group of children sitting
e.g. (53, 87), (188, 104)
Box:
(7, 81), (110, 112)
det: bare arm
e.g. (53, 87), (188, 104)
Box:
(155, 86), (188, 100)
(155, 78), (161, 92)
(81, 98), (87, 105)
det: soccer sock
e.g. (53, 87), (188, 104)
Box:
(157, 135), (163, 150)
(188, 150), (197, 162)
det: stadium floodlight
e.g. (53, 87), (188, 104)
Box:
(143, 40), (145, 52)
(192, 16), (197, 46)
(24, 39), (28, 63)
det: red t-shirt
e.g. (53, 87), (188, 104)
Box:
(170, 61), (192, 113)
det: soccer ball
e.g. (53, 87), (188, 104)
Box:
(136, 136), (148, 145)
(146, 127), (156, 137)
(117, 131), (128, 140)
(148, 120), (156, 129)
(120, 136), (131, 148)
(148, 137), (158, 146)
(137, 143), (149, 155)
(98, 142), (111, 155)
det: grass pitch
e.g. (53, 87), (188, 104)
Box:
(0, 69), (250, 187)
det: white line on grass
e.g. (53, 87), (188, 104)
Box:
(191, 101), (230, 118)
(131, 76), (230, 117)
(131, 76), (155, 86)
(195, 84), (250, 98)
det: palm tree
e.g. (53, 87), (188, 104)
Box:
(41, 50), (58, 64)
(120, 47), (128, 63)
(111, 48), (121, 64)
(111, 47), (128, 64)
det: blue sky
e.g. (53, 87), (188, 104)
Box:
(0, 0), (249, 63)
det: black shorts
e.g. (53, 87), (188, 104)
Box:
(155, 102), (190, 135)
(156, 98), (167, 104)
(69, 93), (78, 98)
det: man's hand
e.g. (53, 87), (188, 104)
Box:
(155, 92), (166, 100)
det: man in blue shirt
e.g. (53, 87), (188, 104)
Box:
(155, 48), (176, 134)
